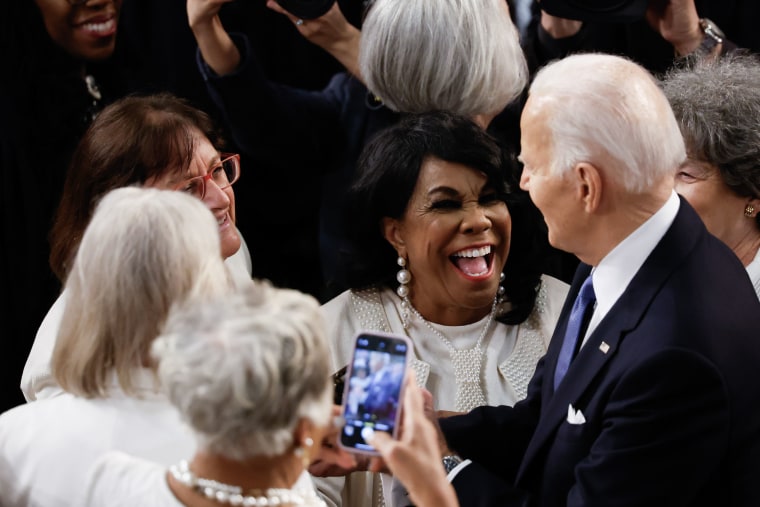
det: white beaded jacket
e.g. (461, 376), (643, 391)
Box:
(315, 274), (569, 507)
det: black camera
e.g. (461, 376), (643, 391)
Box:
(276, 0), (336, 20)
(540, 0), (648, 23)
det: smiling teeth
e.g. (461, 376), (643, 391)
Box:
(453, 246), (491, 258)
(83, 19), (115, 33)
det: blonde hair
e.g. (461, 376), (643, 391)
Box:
(52, 187), (234, 398)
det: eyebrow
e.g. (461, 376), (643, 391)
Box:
(201, 155), (222, 173)
(427, 186), (461, 197)
(427, 183), (493, 198)
(180, 154), (223, 179)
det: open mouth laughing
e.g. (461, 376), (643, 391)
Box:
(450, 245), (494, 278)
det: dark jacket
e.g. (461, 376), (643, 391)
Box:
(441, 198), (760, 506)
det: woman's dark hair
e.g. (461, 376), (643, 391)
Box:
(343, 110), (544, 324)
(49, 93), (225, 282)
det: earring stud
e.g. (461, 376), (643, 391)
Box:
(745, 204), (755, 217)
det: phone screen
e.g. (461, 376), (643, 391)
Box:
(339, 331), (411, 454)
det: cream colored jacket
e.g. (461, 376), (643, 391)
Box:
(316, 275), (569, 507)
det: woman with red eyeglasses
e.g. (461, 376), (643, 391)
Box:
(20, 93), (253, 403)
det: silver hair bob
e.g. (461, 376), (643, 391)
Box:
(52, 186), (232, 397)
(359, 0), (528, 117)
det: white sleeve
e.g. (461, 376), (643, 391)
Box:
(20, 291), (67, 401)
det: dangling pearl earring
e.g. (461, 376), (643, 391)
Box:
(295, 437), (314, 468)
(396, 257), (411, 329)
(745, 204), (755, 218)
(498, 272), (506, 302)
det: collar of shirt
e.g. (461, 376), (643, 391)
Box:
(582, 191), (680, 346)
(745, 244), (760, 298)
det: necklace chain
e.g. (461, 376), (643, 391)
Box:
(170, 460), (327, 506)
(403, 297), (497, 412)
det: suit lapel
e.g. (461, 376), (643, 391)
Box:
(516, 197), (705, 481)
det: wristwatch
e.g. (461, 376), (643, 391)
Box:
(442, 454), (463, 474)
(697, 18), (725, 54)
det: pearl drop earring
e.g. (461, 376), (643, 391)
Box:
(397, 257), (411, 328)
(295, 437), (315, 468)
(396, 257), (411, 297)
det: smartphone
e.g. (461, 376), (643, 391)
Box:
(339, 331), (412, 455)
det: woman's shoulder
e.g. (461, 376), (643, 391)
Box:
(321, 286), (389, 316)
(320, 287), (393, 366)
(20, 290), (68, 401)
(77, 451), (182, 507)
(540, 273), (570, 300)
(531, 274), (570, 328)
(321, 287), (354, 312)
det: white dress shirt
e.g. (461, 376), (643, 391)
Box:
(582, 191), (680, 347)
(745, 246), (760, 300)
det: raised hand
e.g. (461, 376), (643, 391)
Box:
(369, 376), (459, 507)
(645, 0), (702, 56)
(187, 0), (240, 75)
(308, 405), (364, 477)
(266, 0), (362, 78)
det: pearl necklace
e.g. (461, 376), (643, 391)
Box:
(169, 460), (327, 506)
(403, 296), (497, 412)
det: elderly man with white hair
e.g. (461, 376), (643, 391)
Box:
(368, 53), (760, 507)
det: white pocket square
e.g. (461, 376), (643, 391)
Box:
(567, 404), (586, 425)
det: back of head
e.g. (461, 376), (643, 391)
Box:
(359, 0), (527, 117)
(50, 93), (222, 282)
(153, 281), (331, 460)
(661, 54), (760, 202)
(52, 187), (232, 398)
(345, 111), (512, 288)
(528, 53), (685, 192)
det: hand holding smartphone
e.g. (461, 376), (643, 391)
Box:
(339, 331), (411, 455)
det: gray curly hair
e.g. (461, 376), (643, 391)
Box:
(661, 53), (760, 229)
(152, 280), (332, 459)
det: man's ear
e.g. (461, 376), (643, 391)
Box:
(381, 217), (406, 258)
(574, 162), (602, 214)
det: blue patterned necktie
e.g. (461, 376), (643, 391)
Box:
(554, 274), (596, 390)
